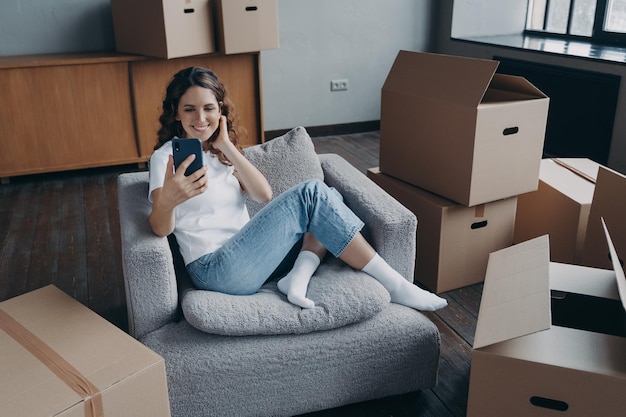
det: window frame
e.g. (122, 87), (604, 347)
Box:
(525, 0), (626, 46)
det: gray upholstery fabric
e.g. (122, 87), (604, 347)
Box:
(142, 304), (440, 417)
(117, 127), (440, 417)
(182, 258), (390, 336)
(243, 126), (324, 216)
(117, 172), (178, 339)
(319, 153), (417, 280)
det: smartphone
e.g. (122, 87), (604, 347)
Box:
(172, 138), (203, 176)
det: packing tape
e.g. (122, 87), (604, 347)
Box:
(0, 308), (104, 417)
(551, 158), (597, 184)
(474, 204), (485, 218)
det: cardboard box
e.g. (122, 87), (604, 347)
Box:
(583, 166), (626, 270)
(215, 0), (279, 54)
(111, 0), (216, 59)
(379, 50), (549, 207)
(368, 167), (517, 293)
(467, 222), (626, 417)
(0, 286), (171, 417)
(514, 158), (600, 264)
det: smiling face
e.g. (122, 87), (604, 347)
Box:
(176, 86), (222, 142)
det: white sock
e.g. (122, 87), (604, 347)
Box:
(361, 253), (448, 311)
(277, 250), (319, 309)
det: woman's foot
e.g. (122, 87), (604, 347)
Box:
(362, 253), (447, 311)
(277, 250), (319, 309)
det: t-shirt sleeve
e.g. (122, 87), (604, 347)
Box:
(148, 143), (172, 203)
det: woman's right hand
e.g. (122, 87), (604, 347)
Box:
(149, 155), (207, 237)
(163, 154), (208, 205)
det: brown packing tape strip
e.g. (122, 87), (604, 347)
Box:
(551, 158), (597, 184)
(0, 308), (104, 417)
(474, 204), (485, 218)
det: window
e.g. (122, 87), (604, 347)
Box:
(526, 0), (626, 45)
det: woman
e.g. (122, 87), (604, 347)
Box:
(149, 66), (447, 311)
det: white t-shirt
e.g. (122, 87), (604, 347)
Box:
(149, 141), (250, 265)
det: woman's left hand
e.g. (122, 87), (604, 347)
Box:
(212, 115), (273, 204)
(212, 115), (232, 153)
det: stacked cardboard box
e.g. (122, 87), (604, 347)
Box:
(371, 50), (549, 293)
(110, 0), (279, 58)
(514, 159), (626, 270)
(514, 158), (599, 264)
(0, 286), (171, 416)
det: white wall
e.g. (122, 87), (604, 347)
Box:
(260, 0), (435, 131)
(451, 0), (528, 38)
(436, 0), (626, 175)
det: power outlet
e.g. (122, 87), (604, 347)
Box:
(330, 79), (349, 91)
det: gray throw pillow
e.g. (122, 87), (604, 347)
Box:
(243, 126), (324, 216)
(181, 258), (391, 336)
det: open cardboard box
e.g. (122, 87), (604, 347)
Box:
(379, 50), (549, 207)
(514, 158), (600, 264)
(367, 167), (516, 293)
(467, 219), (626, 417)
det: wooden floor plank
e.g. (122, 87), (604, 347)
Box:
(0, 180), (39, 299)
(55, 173), (90, 305)
(27, 178), (63, 293)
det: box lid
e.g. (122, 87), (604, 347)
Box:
(476, 218), (626, 350)
(539, 158), (599, 204)
(382, 51), (546, 108)
(551, 158), (600, 183)
(550, 262), (619, 300)
(474, 235), (551, 349)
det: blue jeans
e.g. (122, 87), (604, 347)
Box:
(186, 179), (365, 295)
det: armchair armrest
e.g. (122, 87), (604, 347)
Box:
(117, 172), (179, 339)
(318, 154), (417, 281)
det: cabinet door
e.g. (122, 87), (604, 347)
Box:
(0, 62), (137, 176)
(131, 53), (262, 158)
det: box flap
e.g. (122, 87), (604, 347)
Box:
(383, 50), (498, 107)
(602, 218), (626, 311)
(550, 262), (619, 300)
(474, 235), (551, 349)
(539, 158), (598, 204)
(489, 73), (548, 99)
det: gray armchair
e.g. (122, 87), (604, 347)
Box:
(117, 127), (441, 417)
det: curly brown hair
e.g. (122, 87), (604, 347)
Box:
(155, 67), (244, 165)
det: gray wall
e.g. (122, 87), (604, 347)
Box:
(260, 0), (435, 131)
(0, 0), (115, 55)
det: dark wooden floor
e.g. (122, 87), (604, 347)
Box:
(0, 131), (479, 417)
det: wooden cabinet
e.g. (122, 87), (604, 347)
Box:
(0, 52), (263, 181)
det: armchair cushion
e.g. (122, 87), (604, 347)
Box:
(182, 258), (390, 336)
(243, 126), (324, 216)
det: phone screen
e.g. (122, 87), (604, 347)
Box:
(172, 138), (203, 176)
